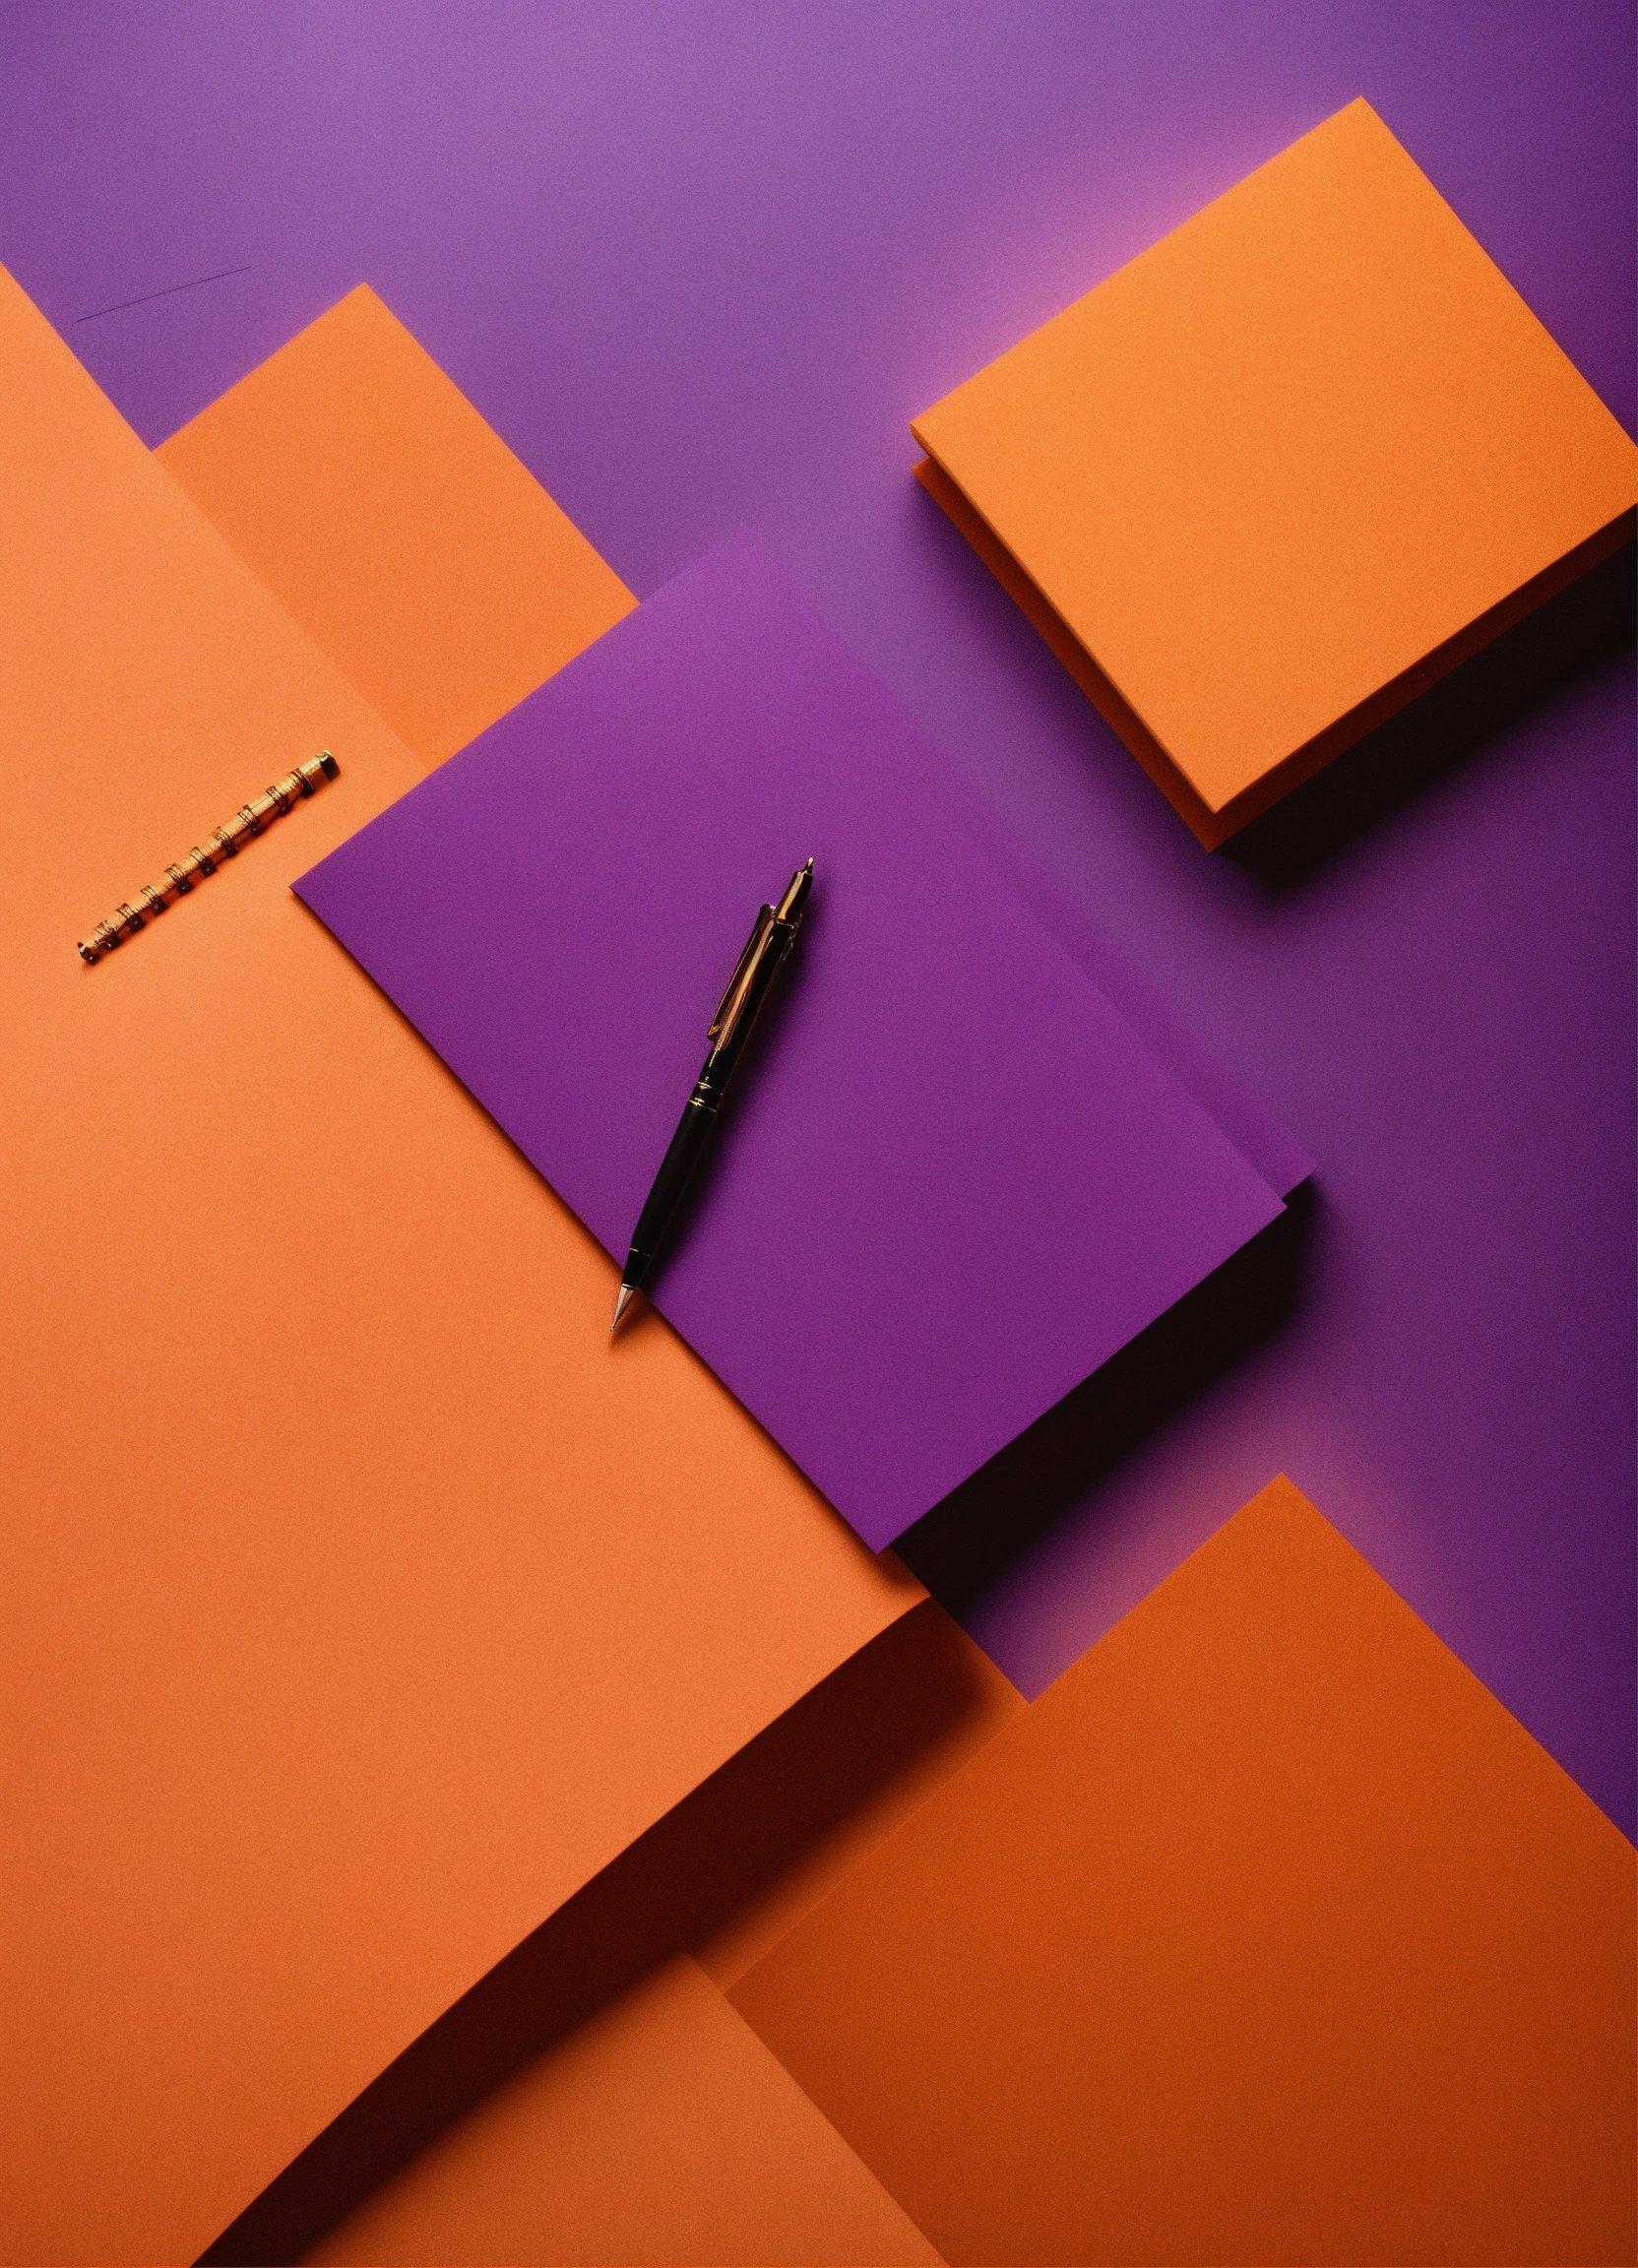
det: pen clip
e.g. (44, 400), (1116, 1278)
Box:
(709, 905), (775, 1047)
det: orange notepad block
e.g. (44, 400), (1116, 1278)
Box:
(733, 1480), (1637, 2267)
(159, 284), (635, 765)
(914, 100), (1638, 845)
(0, 264), (914, 2268)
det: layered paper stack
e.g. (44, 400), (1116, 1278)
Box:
(914, 99), (1638, 844)
(6, 267), (1632, 2268)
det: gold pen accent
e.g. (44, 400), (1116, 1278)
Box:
(774, 858), (813, 922)
(76, 751), (340, 966)
(704, 859), (813, 1052)
(709, 906), (776, 1049)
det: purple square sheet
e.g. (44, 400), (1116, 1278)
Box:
(297, 538), (1296, 1547)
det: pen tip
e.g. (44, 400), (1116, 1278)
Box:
(610, 1283), (636, 1336)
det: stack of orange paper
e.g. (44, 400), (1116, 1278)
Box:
(914, 100), (1638, 844)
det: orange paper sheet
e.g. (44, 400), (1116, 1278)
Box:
(0, 264), (914, 2268)
(263, 1606), (1010, 2266)
(307, 1958), (941, 2268)
(159, 284), (635, 766)
(292, 1618), (1014, 2265)
(914, 100), (1638, 844)
(205, 1603), (1011, 2264)
(732, 1480), (1638, 2266)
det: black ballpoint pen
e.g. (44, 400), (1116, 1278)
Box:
(611, 858), (814, 1335)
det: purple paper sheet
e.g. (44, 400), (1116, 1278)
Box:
(297, 538), (1290, 1548)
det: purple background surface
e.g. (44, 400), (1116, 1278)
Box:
(297, 538), (1288, 1548)
(2, 2), (1631, 1829)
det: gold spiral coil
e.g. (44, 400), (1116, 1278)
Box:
(77, 751), (340, 966)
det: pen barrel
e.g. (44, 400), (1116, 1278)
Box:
(620, 894), (805, 1300)
(623, 1079), (723, 1292)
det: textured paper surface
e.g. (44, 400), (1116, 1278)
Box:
(914, 98), (1638, 842)
(298, 536), (1289, 1547)
(733, 1480), (1638, 2266)
(0, 265), (914, 2268)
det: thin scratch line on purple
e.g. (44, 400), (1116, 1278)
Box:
(77, 264), (253, 322)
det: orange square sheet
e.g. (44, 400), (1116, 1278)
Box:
(732, 1480), (1638, 2266)
(159, 284), (635, 767)
(914, 100), (1638, 844)
(0, 268), (914, 2268)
